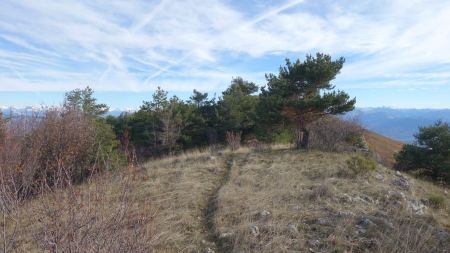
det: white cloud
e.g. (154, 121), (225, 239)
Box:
(0, 0), (449, 92)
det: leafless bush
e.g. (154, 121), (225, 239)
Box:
(226, 131), (242, 151)
(307, 116), (365, 152)
(0, 108), (115, 198)
(31, 172), (152, 253)
(1, 113), (32, 252)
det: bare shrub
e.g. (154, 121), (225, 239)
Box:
(159, 107), (181, 153)
(307, 116), (365, 152)
(0, 108), (120, 198)
(1, 113), (36, 252)
(226, 131), (241, 151)
(31, 172), (152, 253)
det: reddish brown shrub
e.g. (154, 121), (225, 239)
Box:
(306, 116), (365, 152)
(226, 131), (242, 151)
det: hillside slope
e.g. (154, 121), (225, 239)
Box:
(364, 130), (404, 168)
(4, 147), (449, 252)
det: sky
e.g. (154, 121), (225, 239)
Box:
(1, 0), (450, 109)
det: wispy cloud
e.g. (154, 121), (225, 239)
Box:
(0, 0), (450, 94)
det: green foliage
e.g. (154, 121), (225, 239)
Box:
(103, 53), (357, 158)
(346, 154), (377, 175)
(63, 87), (122, 169)
(345, 133), (364, 147)
(141, 86), (169, 112)
(189, 89), (208, 108)
(427, 194), (445, 209)
(94, 119), (125, 169)
(256, 53), (356, 147)
(395, 121), (450, 183)
(274, 129), (293, 144)
(64, 86), (109, 117)
(219, 77), (258, 137)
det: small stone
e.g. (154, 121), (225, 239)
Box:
(395, 171), (402, 177)
(219, 232), (233, 238)
(253, 210), (271, 221)
(361, 194), (374, 203)
(309, 239), (320, 247)
(251, 225), (260, 237)
(205, 247), (215, 253)
(358, 217), (376, 228)
(260, 210), (271, 220)
(374, 173), (384, 180)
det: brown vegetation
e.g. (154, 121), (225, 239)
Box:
(307, 116), (365, 152)
(215, 149), (449, 252)
(2, 136), (448, 252)
(364, 130), (404, 167)
(226, 131), (242, 151)
(1, 149), (228, 252)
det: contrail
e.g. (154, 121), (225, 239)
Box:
(131, 0), (169, 33)
(143, 0), (304, 85)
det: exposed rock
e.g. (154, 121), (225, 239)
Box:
(406, 198), (427, 215)
(374, 173), (384, 181)
(357, 217), (376, 228)
(337, 210), (355, 217)
(250, 225), (260, 237)
(309, 239), (320, 247)
(253, 210), (271, 221)
(392, 178), (410, 190)
(219, 232), (233, 239)
(204, 247), (215, 253)
(361, 194), (374, 203)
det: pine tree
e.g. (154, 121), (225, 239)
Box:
(258, 53), (356, 148)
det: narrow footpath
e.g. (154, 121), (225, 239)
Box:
(202, 154), (234, 253)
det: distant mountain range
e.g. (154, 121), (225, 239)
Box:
(2, 106), (449, 143)
(345, 108), (450, 143)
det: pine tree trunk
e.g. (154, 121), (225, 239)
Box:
(294, 128), (309, 149)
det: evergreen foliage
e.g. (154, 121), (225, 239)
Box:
(101, 54), (358, 157)
(257, 53), (356, 147)
(395, 121), (450, 183)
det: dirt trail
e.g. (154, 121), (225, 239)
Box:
(202, 154), (234, 253)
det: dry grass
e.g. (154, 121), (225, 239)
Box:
(3, 146), (449, 252)
(2, 149), (227, 252)
(364, 130), (404, 167)
(215, 148), (450, 252)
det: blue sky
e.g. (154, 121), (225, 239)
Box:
(1, 0), (450, 109)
